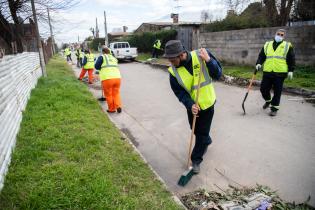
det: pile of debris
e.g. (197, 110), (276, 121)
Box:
(181, 185), (313, 210)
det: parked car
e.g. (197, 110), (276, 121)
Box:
(109, 42), (137, 61)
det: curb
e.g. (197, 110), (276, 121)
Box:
(137, 60), (315, 98)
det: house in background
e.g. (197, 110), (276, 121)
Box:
(134, 14), (201, 50)
(0, 18), (37, 55)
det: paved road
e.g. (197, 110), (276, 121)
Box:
(73, 61), (315, 206)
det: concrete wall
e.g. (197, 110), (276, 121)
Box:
(0, 53), (42, 190)
(199, 25), (315, 66)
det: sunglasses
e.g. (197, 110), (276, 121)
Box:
(277, 33), (284, 37)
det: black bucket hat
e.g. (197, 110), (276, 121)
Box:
(163, 40), (185, 58)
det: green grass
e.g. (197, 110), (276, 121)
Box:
(137, 53), (152, 61)
(223, 65), (315, 90)
(0, 56), (182, 210)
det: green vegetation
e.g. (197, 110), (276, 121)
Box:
(223, 65), (315, 90)
(205, 2), (269, 32)
(126, 30), (177, 53)
(88, 37), (105, 51)
(137, 53), (152, 61)
(0, 56), (182, 210)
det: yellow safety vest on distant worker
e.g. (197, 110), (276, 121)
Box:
(100, 54), (121, 81)
(168, 50), (216, 110)
(64, 48), (71, 56)
(83, 53), (95, 69)
(153, 40), (161, 50)
(79, 51), (84, 58)
(263, 41), (291, 73)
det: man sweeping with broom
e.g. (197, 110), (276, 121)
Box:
(164, 40), (222, 186)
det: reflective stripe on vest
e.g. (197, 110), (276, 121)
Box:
(263, 41), (290, 73)
(100, 54), (121, 81)
(168, 50), (216, 110)
(83, 53), (95, 69)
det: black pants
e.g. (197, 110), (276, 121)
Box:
(187, 105), (214, 165)
(152, 48), (158, 58)
(66, 54), (72, 62)
(76, 58), (80, 67)
(260, 73), (286, 110)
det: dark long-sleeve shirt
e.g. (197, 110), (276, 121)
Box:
(256, 40), (295, 74)
(169, 49), (222, 110)
(94, 55), (104, 70)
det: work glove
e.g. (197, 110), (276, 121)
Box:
(256, 64), (262, 71)
(288, 72), (293, 80)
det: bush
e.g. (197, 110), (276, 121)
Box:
(123, 30), (177, 53)
(88, 38), (105, 51)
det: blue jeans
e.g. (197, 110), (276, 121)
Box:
(187, 105), (214, 165)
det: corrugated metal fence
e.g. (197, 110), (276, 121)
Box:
(0, 52), (42, 189)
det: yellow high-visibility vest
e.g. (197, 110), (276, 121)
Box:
(153, 40), (161, 50)
(83, 53), (95, 69)
(64, 48), (71, 56)
(263, 41), (291, 73)
(100, 54), (121, 81)
(168, 50), (216, 110)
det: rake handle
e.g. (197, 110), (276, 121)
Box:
(247, 68), (258, 92)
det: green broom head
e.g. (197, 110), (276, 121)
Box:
(178, 167), (194, 186)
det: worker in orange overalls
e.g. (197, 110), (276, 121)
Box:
(78, 49), (95, 84)
(95, 47), (122, 113)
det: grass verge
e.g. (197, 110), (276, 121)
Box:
(0, 56), (182, 210)
(223, 65), (315, 91)
(137, 53), (152, 61)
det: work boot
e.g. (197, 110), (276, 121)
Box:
(98, 97), (106, 101)
(192, 163), (200, 174)
(117, 107), (122, 113)
(269, 110), (277, 116)
(263, 102), (270, 109)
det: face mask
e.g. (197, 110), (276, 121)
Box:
(274, 35), (283, 43)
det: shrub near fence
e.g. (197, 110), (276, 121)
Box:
(0, 53), (42, 190)
(126, 30), (177, 53)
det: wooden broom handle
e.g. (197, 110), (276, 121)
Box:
(187, 55), (204, 168)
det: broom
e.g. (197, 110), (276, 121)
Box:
(178, 55), (204, 186)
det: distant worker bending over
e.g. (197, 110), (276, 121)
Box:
(78, 49), (95, 84)
(95, 47), (122, 113)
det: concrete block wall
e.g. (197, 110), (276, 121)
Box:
(199, 25), (315, 66)
(0, 52), (42, 190)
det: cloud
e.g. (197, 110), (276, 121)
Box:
(48, 0), (241, 43)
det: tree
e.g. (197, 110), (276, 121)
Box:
(225, 0), (250, 14)
(263, 0), (294, 26)
(292, 0), (315, 21)
(201, 10), (210, 23)
(0, 0), (78, 53)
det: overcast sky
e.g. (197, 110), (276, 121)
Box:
(41, 0), (250, 45)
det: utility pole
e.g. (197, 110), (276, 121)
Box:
(47, 7), (55, 54)
(95, 18), (99, 38)
(104, 11), (108, 46)
(31, 0), (47, 77)
(78, 35), (79, 43)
